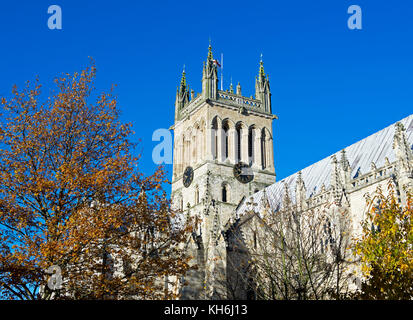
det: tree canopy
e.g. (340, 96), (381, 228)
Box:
(0, 62), (195, 299)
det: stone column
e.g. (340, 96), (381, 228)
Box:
(268, 136), (274, 170)
(264, 136), (273, 170)
(206, 123), (215, 161)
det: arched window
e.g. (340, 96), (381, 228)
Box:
(212, 118), (218, 160)
(223, 121), (229, 160)
(222, 184), (228, 203)
(236, 124), (242, 162)
(182, 135), (186, 170)
(191, 133), (197, 165)
(248, 126), (254, 166)
(261, 129), (267, 169)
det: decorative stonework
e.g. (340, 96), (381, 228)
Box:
(171, 45), (277, 299)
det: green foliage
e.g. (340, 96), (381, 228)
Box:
(353, 183), (413, 299)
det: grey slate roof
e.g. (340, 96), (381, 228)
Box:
(237, 114), (413, 215)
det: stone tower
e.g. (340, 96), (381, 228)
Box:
(170, 45), (277, 299)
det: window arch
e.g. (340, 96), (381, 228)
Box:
(222, 120), (230, 160)
(222, 183), (230, 203)
(222, 185), (227, 203)
(212, 117), (218, 160)
(248, 126), (255, 166)
(261, 129), (267, 169)
(236, 123), (242, 162)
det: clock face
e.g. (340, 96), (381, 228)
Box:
(183, 166), (194, 188)
(233, 162), (254, 184)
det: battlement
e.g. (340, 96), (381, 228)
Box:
(175, 45), (272, 121)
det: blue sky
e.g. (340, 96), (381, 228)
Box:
(0, 0), (412, 191)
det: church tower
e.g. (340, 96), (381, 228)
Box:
(170, 45), (277, 299)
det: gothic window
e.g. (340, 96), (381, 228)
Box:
(236, 124), (242, 163)
(261, 129), (267, 169)
(223, 121), (229, 160)
(212, 118), (218, 160)
(248, 126), (254, 166)
(200, 123), (205, 160)
(192, 134), (197, 165)
(222, 184), (228, 203)
(182, 135), (186, 170)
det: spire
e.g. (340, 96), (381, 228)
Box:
(202, 42), (218, 99)
(259, 54), (265, 81)
(175, 66), (190, 119)
(255, 53), (272, 113)
(207, 43), (213, 62)
(180, 67), (187, 92)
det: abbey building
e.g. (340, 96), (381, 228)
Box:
(170, 45), (413, 299)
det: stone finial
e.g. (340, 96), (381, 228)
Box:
(295, 171), (307, 211)
(259, 56), (265, 81)
(282, 181), (291, 207)
(330, 155), (342, 196)
(321, 184), (326, 193)
(295, 171), (306, 193)
(261, 188), (270, 210)
(207, 43), (213, 62)
(384, 157), (390, 166)
(340, 149), (350, 171)
(339, 149), (351, 185)
(236, 82), (242, 95)
(371, 161), (377, 171)
(393, 121), (412, 161)
(180, 68), (187, 91)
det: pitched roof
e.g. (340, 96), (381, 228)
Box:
(237, 114), (413, 215)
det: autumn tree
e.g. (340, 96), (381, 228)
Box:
(0, 62), (195, 300)
(353, 183), (413, 299)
